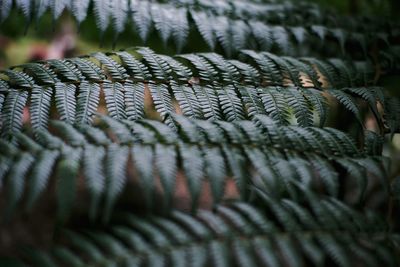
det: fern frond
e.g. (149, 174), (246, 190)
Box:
(0, 115), (388, 218)
(20, 193), (399, 267)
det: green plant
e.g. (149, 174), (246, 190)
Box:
(0, 0), (400, 266)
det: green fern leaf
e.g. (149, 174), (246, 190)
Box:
(238, 85), (266, 118)
(0, 0), (12, 23)
(30, 85), (52, 132)
(203, 146), (226, 205)
(75, 81), (100, 125)
(93, 0), (110, 33)
(56, 147), (81, 222)
(103, 81), (126, 120)
(171, 82), (202, 118)
(228, 60), (261, 85)
(301, 58), (339, 88)
(330, 28), (347, 55)
(159, 55), (193, 82)
(249, 21), (273, 50)
(217, 84), (246, 121)
(4, 69), (36, 88)
(192, 85), (222, 121)
(110, 0), (128, 35)
(124, 81), (145, 121)
(48, 59), (83, 82)
(138, 47), (172, 81)
(179, 144), (204, 211)
(83, 144), (106, 220)
(69, 58), (105, 82)
(260, 88), (291, 125)
(271, 26), (292, 55)
(55, 82), (76, 124)
(148, 82), (175, 128)
(117, 51), (151, 81)
(1, 89), (28, 138)
(51, 0), (68, 20)
(190, 11), (216, 50)
(345, 87), (381, 123)
(93, 52), (128, 81)
(303, 88), (328, 127)
(26, 150), (59, 211)
(286, 88), (314, 127)
(177, 54), (219, 83)
(309, 154), (339, 196)
(200, 53), (241, 84)
(263, 52), (302, 86)
(71, 0), (90, 24)
(130, 0), (152, 42)
(170, 7), (189, 52)
(213, 16), (236, 57)
(22, 63), (59, 85)
(155, 144), (177, 210)
(103, 144), (129, 222)
(241, 50), (282, 86)
(150, 4), (173, 45)
(328, 89), (363, 125)
(329, 59), (355, 87)
(132, 145), (155, 210)
(4, 152), (34, 217)
(15, 0), (31, 20)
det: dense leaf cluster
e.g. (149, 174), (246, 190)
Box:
(0, 0), (400, 266)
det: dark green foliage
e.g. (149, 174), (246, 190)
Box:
(0, 48), (393, 134)
(1, 0), (398, 57)
(0, 1), (400, 266)
(0, 114), (389, 221)
(20, 189), (400, 267)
